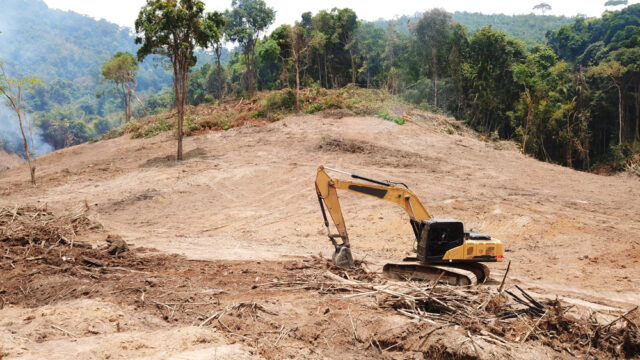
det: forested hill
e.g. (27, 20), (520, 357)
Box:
(0, 0), (169, 90)
(0, 0), (230, 157)
(376, 12), (575, 46)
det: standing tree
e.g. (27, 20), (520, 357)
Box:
(533, 3), (552, 15)
(334, 8), (359, 85)
(589, 60), (627, 145)
(225, 0), (275, 98)
(135, 0), (224, 160)
(289, 24), (308, 110)
(101, 52), (147, 123)
(413, 9), (453, 108)
(384, 21), (398, 94)
(0, 64), (41, 185)
(206, 12), (227, 101)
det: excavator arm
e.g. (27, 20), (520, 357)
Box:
(315, 165), (432, 267)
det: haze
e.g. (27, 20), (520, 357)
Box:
(43, 0), (640, 29)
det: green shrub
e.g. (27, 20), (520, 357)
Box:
(135, 119), (173, 138)
(305, 103), (323, 114)
(100, 127), (124, 140)
(377, 110), (405, 125)
(321, 95), (344, 109)
(250, 110), (267, 118)
(608, 144), (632, 171)
(221, 117), (233, 130)
(184, 117), (200, 133)
(263, 90), (296, 111)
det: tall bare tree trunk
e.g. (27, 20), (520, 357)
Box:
(248, 43), (256, 97)
(616, 83), (623, 145)
(432, 48), (439, 107)
(324, 53), (328, 88)
(636, 85), (640, 142)
(215, 46), (224, 101)
(172, 56), (183, 161)
(317, 54), (322, 87)
(522, 89), (533, 153)
(132, 89), (148, 117)
(295, 58), (300, 111)
(349, 49), (356, 84)
(17, 113), (35, 185)
(4, 91), (35, 185)
(131, 77), (148, 117)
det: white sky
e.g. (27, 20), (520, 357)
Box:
(42, 0), (640, 29)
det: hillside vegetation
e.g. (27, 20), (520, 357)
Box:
(0, 0), (229, 157)
(2, 0), (640, 175)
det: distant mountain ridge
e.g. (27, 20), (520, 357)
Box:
(374, 11), (576, 46)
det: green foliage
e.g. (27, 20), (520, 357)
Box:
(102, 52), (139, 122)
(225, 0), (276, 95)
(321, 96), (344, 110)
(465, 26), (526, 136)
(125, 117), (174, 139)
(305, 103), (323, 114)
(608, 144), (632, 170)
(102, 52), (139, 84)
(135, 0), (225, 158)
(377, 109), (405, 125)
(183, 116), (200, 134)
(262, 90), (296, 110)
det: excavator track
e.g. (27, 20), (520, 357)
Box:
(382, 260), (490, 286)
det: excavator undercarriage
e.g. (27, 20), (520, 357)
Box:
(315, 165), (503, 286)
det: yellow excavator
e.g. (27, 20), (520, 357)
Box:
(315, 165), (504, 285)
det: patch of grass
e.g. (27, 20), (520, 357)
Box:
(377, 109), (405, 125)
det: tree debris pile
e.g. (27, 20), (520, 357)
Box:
(267, 260), (640, 359)
(0, 204), (101, 246)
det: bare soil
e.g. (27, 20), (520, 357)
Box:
(1, 112), (639, 359)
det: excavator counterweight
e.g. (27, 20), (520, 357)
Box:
(315, 165), (504, 285)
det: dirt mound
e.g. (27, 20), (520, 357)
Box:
(315, 135), (438, 169)
(315, 135), (387, 154)
(139, 147), (216, 167)
(321, 108), (355, 119)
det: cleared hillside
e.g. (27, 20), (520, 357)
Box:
(1, 111), (639, 358)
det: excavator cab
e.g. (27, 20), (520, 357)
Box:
(418, 219), (465, 261)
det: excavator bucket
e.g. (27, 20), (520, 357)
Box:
(332, 244), (354, 268)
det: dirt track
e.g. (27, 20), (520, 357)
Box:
(1, 112), (640, 358)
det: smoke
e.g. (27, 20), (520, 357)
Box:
(0, 105), (54, 159)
